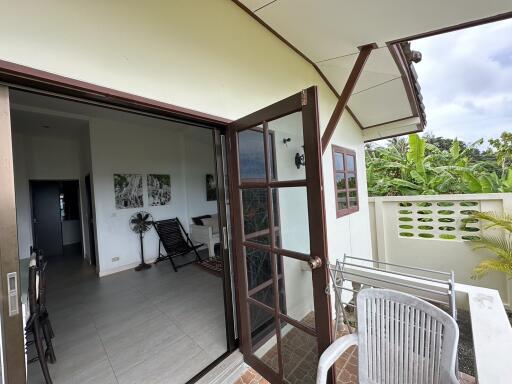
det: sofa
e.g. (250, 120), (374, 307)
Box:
(189, 214), (220, 258)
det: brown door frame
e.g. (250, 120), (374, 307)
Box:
(213, 128), (239, 352)
(227, 86), (334, 383)
(0, 85), (26, 383)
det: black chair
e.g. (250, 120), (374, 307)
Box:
(153, 218), (204, 272)
(25, 254), (54, 384)
(35, 250), (56, 358)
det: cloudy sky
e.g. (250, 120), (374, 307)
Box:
(411, 19), (512, 144)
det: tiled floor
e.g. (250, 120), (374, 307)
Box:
(26, 246), (227, 384)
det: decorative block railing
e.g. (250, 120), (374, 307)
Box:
(397, 200), (481, 241)
(368, 193), (512, 306)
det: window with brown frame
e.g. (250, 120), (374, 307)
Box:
(332, 145), (359, 217)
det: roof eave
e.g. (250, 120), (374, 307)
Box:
(388, 42), (427, 129)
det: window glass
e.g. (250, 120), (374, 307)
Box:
(334, 152), (344, 171)
(332, 146), (359, 217)
(345, 154), (355, 172)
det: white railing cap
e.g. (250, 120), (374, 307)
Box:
(368, 193), (509, 203)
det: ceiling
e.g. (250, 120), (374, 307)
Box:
(237, 0), (512, 138)
(9, 90), (213, 142)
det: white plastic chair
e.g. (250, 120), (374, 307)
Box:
(317, 288), (459, 384)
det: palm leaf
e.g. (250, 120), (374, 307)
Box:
(472, 211), (512, 233)
(471, 234), (512, 258)
(472, 258), (512, 279)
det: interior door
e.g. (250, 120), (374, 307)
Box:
(228, 87), (333, 383)
(31, 181), (63, 257)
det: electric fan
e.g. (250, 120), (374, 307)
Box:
(129, 211), (153, 271)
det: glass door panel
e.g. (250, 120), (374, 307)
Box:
(229, 87), (333, 384)
(238, 128), (266, 181)
(267, 111), (306, 182)
(277, 257), (315, 329)
(280, 318), (318, 384)
(242, 188), (271, 245)
(272, 187), (310, 253)
(250, 303), (279, 374)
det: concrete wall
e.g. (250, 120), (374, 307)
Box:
(2, 1), (373, 274)
(368, 193), (512, 306)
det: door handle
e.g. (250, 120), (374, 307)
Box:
(308, 256), (322, 270)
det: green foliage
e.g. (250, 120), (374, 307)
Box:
(489, 132), (512, 172)
(366, 132), (512, 196)
(470, 211), (512, 279)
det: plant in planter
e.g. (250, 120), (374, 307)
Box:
(470, 211), (512, 279)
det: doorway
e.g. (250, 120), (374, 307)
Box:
(30, 180), (82, 258)
(3, 87), (238, 384)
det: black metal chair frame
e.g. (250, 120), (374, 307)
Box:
(153, 218), (204, 272)
(25, 250), (55, 384)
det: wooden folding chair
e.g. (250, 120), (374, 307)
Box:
(153, 218), (204, 272)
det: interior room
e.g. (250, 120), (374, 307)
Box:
(10, 90), (231, 384)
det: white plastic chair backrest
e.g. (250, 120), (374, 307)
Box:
(357, 288), (459, 384)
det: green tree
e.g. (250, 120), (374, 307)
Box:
(489, 131), (512, 177)
(366, 132), (512, 196)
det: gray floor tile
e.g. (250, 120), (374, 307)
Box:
(26, 246), (227, 384)
(115, 336), (212, 384)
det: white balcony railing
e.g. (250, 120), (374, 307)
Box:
(368, 193), (512, 306)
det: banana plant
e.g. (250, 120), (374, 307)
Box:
(366, 133), (510, 196)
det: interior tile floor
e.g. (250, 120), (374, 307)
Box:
(26, 245), (227, 384)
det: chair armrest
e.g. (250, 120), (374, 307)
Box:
(316, 333), (358, 384)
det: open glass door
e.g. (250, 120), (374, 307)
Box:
(228, 87), (333, 383)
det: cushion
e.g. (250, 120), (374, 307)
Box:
(192, 215), (211, 225)
(202, 217), (219, 235)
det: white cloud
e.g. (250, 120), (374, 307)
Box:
(411, 19), (512, 144)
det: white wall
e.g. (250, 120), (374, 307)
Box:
(324, 113), (372, 263)
(183, 130), (218, 220)
(79, 128), (93, 261)
(12, 129), (86, 259)
(89, 116), (216, 275)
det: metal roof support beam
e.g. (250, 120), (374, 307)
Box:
(321, 44), (375, 153)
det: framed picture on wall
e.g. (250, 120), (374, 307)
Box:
(147, 174), (171, 206)
(114, 174), (144, 209)
(206, 174), (217, 201)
